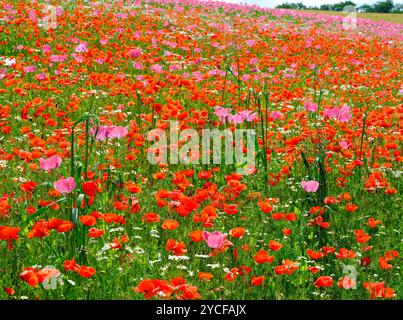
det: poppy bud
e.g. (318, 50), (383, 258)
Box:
(361, 257), (371, 267)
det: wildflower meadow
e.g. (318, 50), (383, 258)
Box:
(0, 0), (402, 302)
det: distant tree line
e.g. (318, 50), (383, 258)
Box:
(275, 1), (402, 13)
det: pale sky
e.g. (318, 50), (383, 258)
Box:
(220, 0), (386, 8)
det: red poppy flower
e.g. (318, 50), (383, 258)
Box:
(79, 215), (97, 227)
(314, 276), (333, 288)
(251, 276), (265, 286)
(254, 250), (274, 264)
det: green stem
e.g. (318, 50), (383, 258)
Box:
(84, 118), (90, 180)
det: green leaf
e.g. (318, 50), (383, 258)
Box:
(76, 194), (85, 208)
(300, 150), (311, 178)
(21, 198), (66, 226)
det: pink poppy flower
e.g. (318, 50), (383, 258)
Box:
(339, 141), (349, 150)
(270, 111), (282, 120)
(0, 69), (6, 80)
(128, 48), (142, 59)
(202, 231), (228, 249)
(228, 113), (243, 125)
(301, 180), (319, 192)
(323, 107), (339, 119)
(90, 126), (110, 140)
(54, 177), (76, 194)
(133, 62), (143, 70)
(49, 55), (67, 63)
(324, 105), (351, 123)
(245, 39), (256, 47)
(23, 66), (37, 73)
(90, 125), (128, 140)
(151, 64), (163, 74)
(35, 73), (47, 81)
(42, 45), (52, 53)
(214, 107), (231, 122)
(304, 101), (318, 113)
(28, 9), (37, 22)
(108, 126), (128, 139)
(336, 104), (352, 123)
(74, 42), (88, 53)
(71, 53), (83, 63)
(237, 110), (257, 122)
(241, 74), (250, 81)
(39, 155), (62, 171)
(250, 57), (258, 65)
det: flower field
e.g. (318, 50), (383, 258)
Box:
(0, 0), (402, 300)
